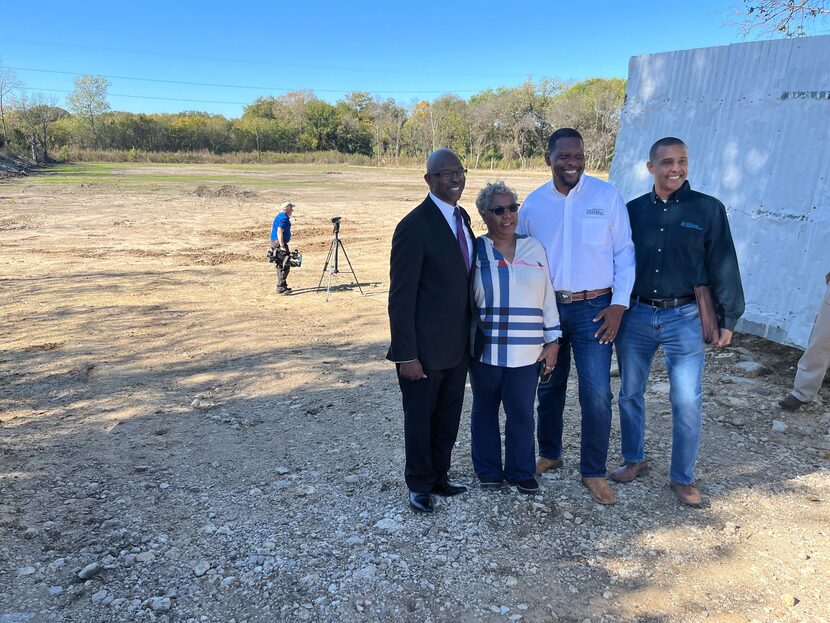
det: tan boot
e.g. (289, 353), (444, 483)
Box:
(535, 457), (564, 476)
(670, 481), (702, 507)
(581, 477), (617, 505)
(609, 460), (650, 483)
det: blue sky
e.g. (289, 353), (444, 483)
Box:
(1, 1), (781, 118)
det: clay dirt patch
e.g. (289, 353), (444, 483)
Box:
(193, 184), (258, 199)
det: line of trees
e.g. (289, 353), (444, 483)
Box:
(0, 62), (628, 169)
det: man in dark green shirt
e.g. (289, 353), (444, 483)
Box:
(611, 137), (745, 507)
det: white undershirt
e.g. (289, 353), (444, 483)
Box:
(429, 192), (474, 261)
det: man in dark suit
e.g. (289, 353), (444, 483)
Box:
(388, 149), (474, 513)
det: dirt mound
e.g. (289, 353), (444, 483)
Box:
(193, 185), (257, 199)
(190, 250), (261, 265)
(0, 215), (41, 231)
(0, 154), (34, 179)
(206, 229), (261, 241)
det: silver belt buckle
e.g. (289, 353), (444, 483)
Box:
(556, 290), (573, 304)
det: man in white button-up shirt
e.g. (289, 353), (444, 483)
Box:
(517, 128), (635, 505)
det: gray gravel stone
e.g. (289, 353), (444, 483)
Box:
(374, 518), (401, 531)
(735, 361), (765, 377)
(78, 562), (101, 580)
(150, 596), (172, 611)
(772, 420), (788, 433)
(91, 589), (109, 604)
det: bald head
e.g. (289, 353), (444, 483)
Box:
(424, 149), (466, 206)
(425, 149), (460, 174)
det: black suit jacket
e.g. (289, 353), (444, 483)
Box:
(387, 195), (475, 370)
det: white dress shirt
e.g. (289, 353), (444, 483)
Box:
(516, 174), (636, 308)
(429, 192), (473, 262)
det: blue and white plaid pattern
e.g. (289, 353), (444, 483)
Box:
(473, 236), (562, 368)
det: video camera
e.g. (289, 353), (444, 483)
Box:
(266, 247), (303, 268)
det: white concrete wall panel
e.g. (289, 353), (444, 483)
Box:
(610, 36), (830, 347)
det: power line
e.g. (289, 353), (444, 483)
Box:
(2, 38), (526, 80)
(21, 86), (250, 106)
(9, 65), (484, 95)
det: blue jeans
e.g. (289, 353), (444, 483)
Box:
(537, 293), (613, 478)
(616, 301), (705, 485)
(469, 359), (538, 483)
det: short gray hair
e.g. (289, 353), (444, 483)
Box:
(475, 181), (518, 217)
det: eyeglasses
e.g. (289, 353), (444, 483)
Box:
(486, 203), (520, 216)
(429, 168), (467, 180)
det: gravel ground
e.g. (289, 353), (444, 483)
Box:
(1, 164), (829, 623)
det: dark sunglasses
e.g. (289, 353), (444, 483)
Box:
(486, 203), (520, 216)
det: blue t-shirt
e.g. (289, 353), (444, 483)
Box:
(271, 212), (291, 242)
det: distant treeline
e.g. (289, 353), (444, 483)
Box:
(0, 72), (624, 170)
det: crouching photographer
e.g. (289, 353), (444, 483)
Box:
(270, 201), (295, 294)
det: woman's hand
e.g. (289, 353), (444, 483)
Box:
(537, 342), (560, 373)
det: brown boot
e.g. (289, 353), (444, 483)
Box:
(581, 477), (617, 505)
(779, 393), (804, 411)
(670, 481), (702, 507)
(609, 460), (650, 483)
(535, 457), (564, 476)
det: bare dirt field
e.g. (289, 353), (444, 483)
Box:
(1, 163), (829, 623)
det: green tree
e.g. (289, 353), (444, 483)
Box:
(18, 94), (67, 162)
(374, 98), (407, 164)
(335, 92), (375, 155)
(492, 82), (541, 168)
(430, 94), (469, 157)
(403, 100), (435, 159)
(301, 100), (339, 151)
(547, 78), (626, 170)
(66, 75), (111, 147)
(467, 90), (499, 168)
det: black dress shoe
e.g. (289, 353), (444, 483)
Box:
(409, 491), (433, 513)
(431, 481), (468, 497)
(478, 476), (503, 490)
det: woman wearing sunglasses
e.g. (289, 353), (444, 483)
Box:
(469, 181), (562, 494)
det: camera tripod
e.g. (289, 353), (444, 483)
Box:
(317, 217), (365, 300)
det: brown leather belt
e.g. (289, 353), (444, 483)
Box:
(633, 295), (695, 308)
(555, 287), (612, 304)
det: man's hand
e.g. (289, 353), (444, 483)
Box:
(399, 360), (427, 381)
(713, 328), (733, 348)
(537, 342), (560, 373)
(593, 304), (626, 344)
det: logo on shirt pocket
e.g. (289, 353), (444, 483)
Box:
(680, 221), (703, 231)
